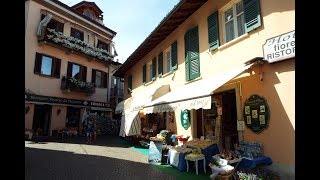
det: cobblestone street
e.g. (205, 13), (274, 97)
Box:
(25, 136), (176, 180)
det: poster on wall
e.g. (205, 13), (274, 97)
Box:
(243, 95), (270, 133)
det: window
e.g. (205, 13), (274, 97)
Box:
(67, 62), (87, 81)
(41, 14), (64, 33)
(34, 52), (61, 78)
(128, 75), (132, 93)
(157, 52), (163, 77)
(208, 0), (261, 49)
(185, 26), (200, 81)
(142, 64), (146, 84)
(97, 40), (110, 52)
(223, 0), (245, 43)
(71, 28), (84, 41)
(164, 47), (171, 74)
(84, 11), (94, 20)
(148, 61), (152, 82)
(92, 69), (108, 88)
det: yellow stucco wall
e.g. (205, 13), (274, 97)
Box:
(25, 1), (116, 103)
(122, 0), (294, 175)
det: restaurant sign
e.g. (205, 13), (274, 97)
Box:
(243, 95), (270, 133)
(263, 30), (295, 63)
(25, 93), (109, 108)
(180, 110), (191, 130)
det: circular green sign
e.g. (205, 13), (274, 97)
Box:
(243, 95), (270, 133)
(180, 110), (191, 130)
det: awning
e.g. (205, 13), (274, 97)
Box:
(118, 84), (170, 136)
(90, 107), (112, 111)
(130, 84), (170, 111)
(119, 111), (141, 137)
(144, 63), (254, 114)
(115, 97), (134, 114)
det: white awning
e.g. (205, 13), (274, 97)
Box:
(115, 97), (134, 114)
(144, 64), (254, 114)
(118, 84), (170, 137)
(130, 84), (170, 111)
(119, 111), (141, 137)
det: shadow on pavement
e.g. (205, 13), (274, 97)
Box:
(25, 147), (176, 180)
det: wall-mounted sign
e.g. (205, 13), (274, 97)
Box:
(263, 30), (295, 63)
(243, 95), (270, 133)
(180, 110), (191, 130)
(25, 93), (109, 108)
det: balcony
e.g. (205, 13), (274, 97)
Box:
(110, 87), (124, 98)
(61, 76), (95, 95)
(40, 28), (115, 63)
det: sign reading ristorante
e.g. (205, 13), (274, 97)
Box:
(263, 30), (295, 63)
(25, 93), (109, 108)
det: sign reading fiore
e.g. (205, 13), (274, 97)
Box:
(263, 30), (295, 63)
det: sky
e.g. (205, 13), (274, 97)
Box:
(59, 0), (180, 63)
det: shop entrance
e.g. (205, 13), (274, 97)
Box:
(32, 104), (52, 136)
(66, 107), (81, 129)
(221, 89), (238, 152)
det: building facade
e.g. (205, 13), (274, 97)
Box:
(114, 0), (294, 178)
(25, 0), (122, 137)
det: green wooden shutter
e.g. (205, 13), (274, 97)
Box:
(142, 64), (146, 84)
(207, 11), (219, 51)
(188, 26), (200, 80)
(128, 75), (132, 93)
(158, 52), (163, 77)
(171, 41), (178, 71)
(152, 57), (156, 80)
(184, 32), (190, 81)
(244, 0), (262, 33)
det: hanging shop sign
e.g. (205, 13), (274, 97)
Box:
(180, 110), (191, 130)
(25, 93), (109, 108)
(243, 94), (270, 133)
(263, 30), (295, 63)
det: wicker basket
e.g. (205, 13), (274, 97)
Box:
(216, 170), (233, 180)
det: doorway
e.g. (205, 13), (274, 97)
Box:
(66, 106), (81, 129)
(32, 104), (52, 136)
(221, 89), (238, 152)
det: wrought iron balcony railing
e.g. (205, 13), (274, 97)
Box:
(41, 28), (115, 62)
(61, 76), (95, 95)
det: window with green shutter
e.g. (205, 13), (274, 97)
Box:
(171, 41), (177, 71)
(185, 26), (200, 81)
(207, 11), (219, 51)
(158, 52), (163, 77)
(142, 64), (146, 84)
(244, 0), (261, 32)
(152, 57), (156, 80)
(222, 0), (261, 43)
(128, 75), (132, 93)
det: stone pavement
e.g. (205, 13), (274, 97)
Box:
(25, 135), (176, 180)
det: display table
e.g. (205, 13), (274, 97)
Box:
(167, 142), (219, 172)
(237, 156), (272, 169)
(167, 147), (193, 172)
(185, 140), (219, 167)
(148, 139), (163, 165)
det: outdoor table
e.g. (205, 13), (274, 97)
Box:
(237, 155), (272, 169)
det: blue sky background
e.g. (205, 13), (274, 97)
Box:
(59, 0), (180, 63)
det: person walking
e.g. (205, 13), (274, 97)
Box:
(86, 119), (95, 144)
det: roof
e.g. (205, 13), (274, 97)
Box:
(71, 1), (103, 15)
(50, 0), (116, 35)
(113, 0), (208, 77)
